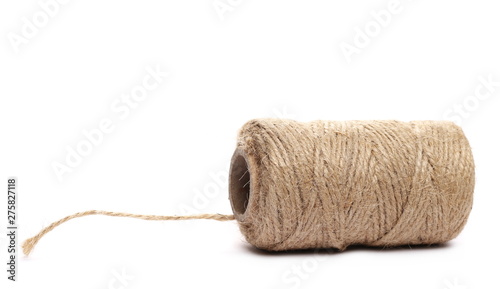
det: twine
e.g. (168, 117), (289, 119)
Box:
(23, 119), (474, 255)
(229, 119), (474, 251)
(22, 211), (234, 256)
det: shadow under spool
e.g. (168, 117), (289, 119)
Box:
(228, 119), (475, 252)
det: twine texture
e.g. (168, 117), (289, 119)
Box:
(229, 119), (475, 251)
(22, 211), (234, 256)
(23, 119), (474, 255)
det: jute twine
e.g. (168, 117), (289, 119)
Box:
(22, 211), (234, 256)
(229, 119), (475, 251)
(23, 119), (474, 255)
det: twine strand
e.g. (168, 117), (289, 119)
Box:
(22, 210), (234, 256)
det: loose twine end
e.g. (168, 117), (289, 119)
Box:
(22, 237), (37, 256)
(22, 210), (235, 256)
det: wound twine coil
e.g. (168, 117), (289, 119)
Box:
(229, 119), (474, 251)
(23, 119), (475, 255)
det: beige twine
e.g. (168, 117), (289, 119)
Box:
(228, 119), (474, 251)
(22, 211), (234, 256)
(23, 119), (474, 255)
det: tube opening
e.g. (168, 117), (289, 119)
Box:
(229, 149), (251, 217)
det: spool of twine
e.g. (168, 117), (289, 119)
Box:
(22, 119), (474, 255)
(229, 119), (475, 251)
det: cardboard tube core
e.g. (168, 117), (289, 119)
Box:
(229, 148), (251, 219)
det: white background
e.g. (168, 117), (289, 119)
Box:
(1, 1), (499, 288)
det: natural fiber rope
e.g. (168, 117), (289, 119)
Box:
(22, 211), (234, 256)
(229, 119), (474, 251)
(23, 119), (474, 256)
